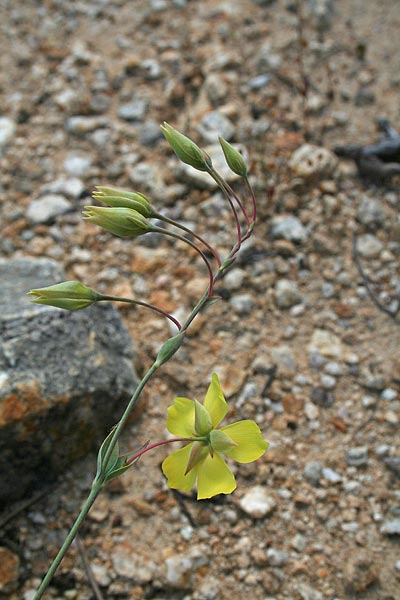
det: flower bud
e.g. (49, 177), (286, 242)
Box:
(194, 400), (213, 436)
(209, 429), (238, 453)
(27, 281), (99, 310)
(219, 136), (248, 177)
(185, 441), (209, 475)
(160, 122), (212, 171)
(92, 186), (156, 218)
(83, 206), (156, 238)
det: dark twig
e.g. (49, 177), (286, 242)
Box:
(171, 489), (196, 527)
(353, 232), (399, 319)
(75, 535), (104, 600)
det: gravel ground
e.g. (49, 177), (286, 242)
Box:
(0, 1), (399, 599)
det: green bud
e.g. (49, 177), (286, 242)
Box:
(154, 331), (186, 367)
(219, 136), (248, 177)
(83, 206), (156, 238)
(194, 400), (213, 436)
(160, 122), (212, 171)
(209, 429), (238, 453)
(92, 186), (156, 218)
(185, 441), (209, 475)
(27, 281), (99, 310)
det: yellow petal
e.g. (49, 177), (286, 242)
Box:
(166, 397), (195, 437)
(162, 443), (198, 492)
(197, 452), (236, 499)
(203, 373), (228, 428)
(220, 420), (269, 463)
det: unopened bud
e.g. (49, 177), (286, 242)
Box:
(83, 206), (156, 238)
(160, 122), (212, 171)
(209, 429), (238, 453)
(27, 281), (99, 310)
(219, 137), (248, 177)
(194, 400), (213, 436)
(92, 186), (156, 218)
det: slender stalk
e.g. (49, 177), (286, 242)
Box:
(33, 482), (102, 600)
(208, 168), (250, 228)
(155, 213), (222, 267)
(98, 295), (182, 330)
(154, 227), (215, 298)
(126, 437), (192, 466)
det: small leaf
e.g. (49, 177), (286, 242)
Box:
(96, 428), (120, 481)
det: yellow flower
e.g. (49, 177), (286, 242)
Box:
(162, 374), (269, 500)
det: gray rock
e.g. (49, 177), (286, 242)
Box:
(274, 279), (303, 309)
(271, 345), (297, 374)
(308, 0), (335, 32)
(0, 117), (16, 150)
(118, 98), (148, 121)
(381, 388), (397, 401)
(270, 215), (308, 243)
(140, 58), (162, 80)
(320, 374), (336, 389)
(26, 194), (73, 224)
(0, 257), (137, 506)
(322, 467), (342, 483)
(357, 197), (386, 227)
(357, 234), (383, 258)
(380, 519), (400, 536)
(297, 583), (324, 600)
(346, 446), (368, 467)
(64, 154), (92, 177)
(139, 120), (164, 146)
(239, 486), (276, 518)
(203, 73), (228, 103)
(40, 177), (85, 199)
(289, 144), (337, 178)
(198, 111), (235, 143)
(165, 554), (194, 589)
(383, 456), (400, 477)
(66, 116), (109, 134)
(229, 294), (254, 315)
(303, 461), (323, 486)
(266, 548), (289, 567)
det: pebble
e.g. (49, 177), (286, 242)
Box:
(303, 461), (323, 486)
(357, 197), (386, 227)
(40, 177), (84, 199)
(223, 268), (246, 290)
(324, 361), (344, 376)
(198, 111), (235, 143)
(266, 548), (289, 567)
(64, 154), (92, 177)
(271, 345), (297, 375)
(0, 547), (19, 593)
(239, 486), (277, 518)
(118, 98), (148, 121)
(322, 467), (342, 483)
(139, 120), (164, 146)
(274, 279), (303, 309)
(0, 117), (16, 150)
(26, 194), (73, 224)
(270, 215), (308, 243)
(308, 329), (343, 359)
(381, 388), (397, 401)
(229, 293), (254, 315)
(380, 519), (400, 536)
(289, 144), (337, 178)
(203, 73), (228, 103)
(165, 554), (194, 589)
(304, 401), (320, 420)
(346, 446), (369, 467)
(66, 116), (108, 134)
(291, 533), (306, 552)
(297, 583), (324, 600)
(356, 234), (383, 258)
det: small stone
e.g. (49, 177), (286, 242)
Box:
(229, 294), (254, 315)
(0, 547), (19, 593)
(0, 117), (16, 150)
(291, 533), (306, 552)
(203, 73), (228, 103)
(239, 486), (277, 518)
(64, 154), (92, 177)
(322, 467), (342, 483)
(357, 234), (383, 258)
(320, 374), (336, 389)
(112, 543), (154, 583)
(27, 194), (73, 224)
(212, 364), (246, 398)
(66, 116), (108, 134)
(381, 388), (397, 401)
(304, 401), (320, 420)
(198, 111), (235, 143)
(139, 120), (164, 146)
(297, 583), (324, 600)
(270, 215), (308, 243)
(223, 268), (246, 290)
(380, 519), (400, 536)
(308, 329), (342, 359)
(289, 144), (337, 178)
(266, 548), (289, 567)
(41, 177), (84, 199)
(274, 279), (303, 309)
(346, 446), (368, 467)
(165, 554), (194, 589)
(357, 197), (386, 227)
(118, 98), (148, 121)
(383, 456), (400, 477)
(303, 461), (323, 486)
(271, 345), (297, 375)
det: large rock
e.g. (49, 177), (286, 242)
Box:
(0, 258), (138, 506)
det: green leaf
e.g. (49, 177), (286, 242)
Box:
(95, 427), (120, 481)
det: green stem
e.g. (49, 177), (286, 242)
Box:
(33, 482), (102, 600)
(98, 295), (182, 330)
(155, 213), (222, 267)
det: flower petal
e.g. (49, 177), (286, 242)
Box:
(196, 452), (236, 499)
(162, 443), (198, 492)
(166, 397), (195, 437)
(203, 373), (228, 428)
(220, 420), (269, 463)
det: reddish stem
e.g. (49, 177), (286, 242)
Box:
(126, 437), (190, 466)
(100, 296), (182, 330)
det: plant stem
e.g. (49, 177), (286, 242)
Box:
(33, 482), (102, 600)
(98, 295), (182, 330)
(155, 213), (222, 267)
(154, 227), (215, 298)
(125, 437), (191, 466)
